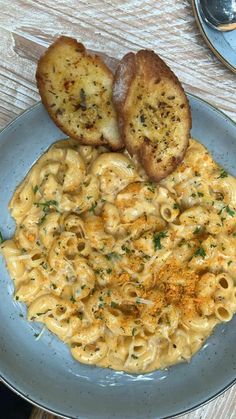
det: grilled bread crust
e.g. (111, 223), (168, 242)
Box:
(36, 36), (123, 150)
(113, 50), (191, 181)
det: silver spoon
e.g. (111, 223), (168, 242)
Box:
(198, 0), (236, 31)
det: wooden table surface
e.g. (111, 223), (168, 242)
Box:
(0, 1), (235, 418)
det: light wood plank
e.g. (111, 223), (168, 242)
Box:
(0, 0), (235, 126)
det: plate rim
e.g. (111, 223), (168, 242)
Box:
(191, 0), (236, 74)
(1, 366), (236, 419)
(0, 96), (236, 419)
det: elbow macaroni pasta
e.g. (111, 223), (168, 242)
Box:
(1, 138), (236, 373)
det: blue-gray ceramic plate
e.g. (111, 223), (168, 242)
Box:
(192, 0), (236, 73)
(0, 94), (236, 419)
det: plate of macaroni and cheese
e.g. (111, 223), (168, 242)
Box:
(0, 42), (236, 419)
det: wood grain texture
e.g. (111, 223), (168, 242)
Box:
(0, 0), (235, 128)
(0, 1), (235, 418)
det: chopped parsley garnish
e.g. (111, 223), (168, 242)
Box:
(153, 231), (168, 250)
(132, 327), (137, 336)
(228, 260), (232, 266)
(40, 262), (48, 270)
(178, 239), (186, 247)
(95, 268), (104, 275)
(89, 201), (97, 213)
(217, 168), (228, 179)
(33, 185), (39, 194)
(193, 227), (201, 234)
(34, 333), (39, 338)
(197, 192), (204, 197)
(218, 205), (235, 217)
(131, 354), (138, 359)
(35, 200), (58, 208)
(194, 247), (206, 258)
(35, 200), (58, 225)
(51, 283), (57, 289)
(19, 313), (24, 318)
(121, 245), (131, 254)
(110, 301), (118, 308)
(36, 310), (50, 316)
(140, 114), (145, 124)
(127, 164), (134, 169)
(38, 214), (47, 225)
(173, 203), (180, 209)
(106, 268), (112, 274)
(0, 230), (3, 244)
(105, 252), (120, 260)
(225, 206), (235, 217)
(145, 182), (155, 193)
(70, 296), (76, 303)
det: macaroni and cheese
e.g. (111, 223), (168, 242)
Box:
(1, 138), (236, 373)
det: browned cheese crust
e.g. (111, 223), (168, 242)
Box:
(113, 50), (191, 181)
(36, 36), (123, 150)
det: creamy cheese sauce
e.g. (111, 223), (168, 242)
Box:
(1, 138), (236, 373)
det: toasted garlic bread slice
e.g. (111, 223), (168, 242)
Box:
(113, 50), (191, 181)
(36, 36), (122, 150)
